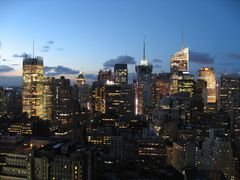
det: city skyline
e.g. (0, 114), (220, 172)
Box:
(0, 0), (240, 86)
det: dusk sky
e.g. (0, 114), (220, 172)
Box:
(0, 0), (240, 85)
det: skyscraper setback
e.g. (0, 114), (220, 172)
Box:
(170, 47), (189, 95)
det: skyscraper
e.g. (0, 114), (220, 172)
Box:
(76, 73), (89, 109)
(198, 67), (217, 104)
(114, 64), (128, 85)
(22, 57), (44, 119)
(135, 39), (153, 115)
(52, 76), (72, 131)
(170, 47), (189, 95)
(220, 73), (240, 112)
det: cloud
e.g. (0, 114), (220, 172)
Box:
(11, 64), (20, 66)
(103, 55), (136, 68)
(152, 59), (162, 63)
(0, 65), (14, 73)
(56, 48), (64, 51)
(2, 58), (8, 61)
(189, 51), (214, 64)
(44, 66), (79, 76)
(13, 53), (30, 58)
(43, 45), (50, 49)
(46, 41), (54, 44)
(41, 49), (49, 52)
(226, 53), (240, 60)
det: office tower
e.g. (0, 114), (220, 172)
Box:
(170, 47), (189, 95)
(22, 57), (44, 119)
(76, 73), (89, 109)
(114, 64), (128, 85)
(198, 67), (217, 104)
(42, 77), (53, 121)
(0, 87), (7, 117)
(52, 76), (72, 130)
(105, 84), (135, 116)
(220, 74), (240, 112)
(178, 72), (195, 97)
(135, 39), (153, 114)
(98, 69), (113, 83)
(91, 81), (106, 113)
(198, 128), (236, 180)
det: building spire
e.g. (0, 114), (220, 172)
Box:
(143, 35), (146, 60)
(181, 25), (184, 50)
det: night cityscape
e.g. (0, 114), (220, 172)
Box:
(0, 1), (240, 180)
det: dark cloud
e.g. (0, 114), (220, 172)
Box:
(0, 65), (14, 73)
(103, 55), (136, 68)
(46, 41), (54, 44)
(11, 64), (20, 66)
(43, 45), (50, 49)
(13, 53), (30, 58)
(155, 64), (161, 68)
(56, 48), (64, 51)
(189, 51), (214, 64)
(41, 49), (49, 52)
(44, 66), (79, 76)
(2, 58), (8, 61)
(152, 59), (162, 63)
(226, 53), (240, 60)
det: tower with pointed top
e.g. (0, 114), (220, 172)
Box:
(135, 38), (153, 115)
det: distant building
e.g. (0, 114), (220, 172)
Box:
(170, 48), (189, 95)
(198, 67), (217, 104)
(114, 64), (128, 85)
(75, 73), (90, 109)
(98, 69), (113, 83)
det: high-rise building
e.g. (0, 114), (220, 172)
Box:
(178, 72), (195, 97)
(105, 84), (135, 116)
(170, 47), (189, 95)
(220, 73), (240, 112)
(135, 39), (153, 114)
(198, 67), (217, 104)
(76, 73), (89, 109)
(52, 76), (72, 130)
(114, 64), (128, 85)
(98, 69), (113, 83)
(22, 57), (44, 119)
(0, 87), (7, 117)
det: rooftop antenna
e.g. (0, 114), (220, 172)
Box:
(143, 35), (146, 59)
(33, 37), (35, 58)
(181, 25), (184, 50)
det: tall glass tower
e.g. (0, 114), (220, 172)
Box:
(170, 47), (189, 95)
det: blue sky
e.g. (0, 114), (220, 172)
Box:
(0, 0), (240, 85)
